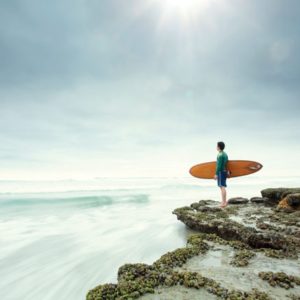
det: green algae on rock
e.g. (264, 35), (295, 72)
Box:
(288, 294), (300, 300)
(87, 235), (211, 300)
(153, 244), (209, 271)
(225, 289), (271, 300)
(188, 232), (251, 252)
(230, 249), (256, 267)
(261, 248), (290, 259)
(86, 232), (274, 300)
(259, 271), (300, 289)
(87, 263), (162, 300)
(173, 203), (295, 252)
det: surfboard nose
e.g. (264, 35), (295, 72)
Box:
(248, 163), (262, 170)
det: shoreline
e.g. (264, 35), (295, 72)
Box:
(87, 187), (300, 300)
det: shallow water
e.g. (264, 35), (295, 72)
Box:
(0, 176), (298, 300)
(180, 246), (300, 299)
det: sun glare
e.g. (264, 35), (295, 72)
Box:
(161, 0), (209, 15)
(154, 0), (212, 25)
(164, 0), (202, 10)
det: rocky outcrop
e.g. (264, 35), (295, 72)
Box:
(250, 197), (268, 203)
(261, 188), (300, 202)
(287, 193), (300, 208)
(86, 233), (273, 300)
(228, 197), (249, 204)
(261, 188), (300, 211)
(172, 205), (296, 252)
(87, 188), (300, 300)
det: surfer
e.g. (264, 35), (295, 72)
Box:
(214, 141), (229, 208)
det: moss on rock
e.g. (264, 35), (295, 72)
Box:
(258, 271), (300, 289)
(230, 249), (255, 267)
(173, 204), (294, 252)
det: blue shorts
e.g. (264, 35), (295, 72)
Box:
(217, 171), (227, 187)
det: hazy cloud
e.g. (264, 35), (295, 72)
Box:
(0, 0), (299, 179)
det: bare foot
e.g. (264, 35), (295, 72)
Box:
(219, 201), (228, 208)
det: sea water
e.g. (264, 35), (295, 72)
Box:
(0, 176), (298, 300)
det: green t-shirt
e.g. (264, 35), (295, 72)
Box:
(216, 151), (228, 175)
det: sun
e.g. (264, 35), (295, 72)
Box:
(163, 0), (202, 10)
(161, 0), (209, 15)
(152, 0), (212, 25)
(142, 0), (222, 35)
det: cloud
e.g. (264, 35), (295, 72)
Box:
(0, 0), (299, 179)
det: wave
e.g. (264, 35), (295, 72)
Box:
(0, 194), (150, 209)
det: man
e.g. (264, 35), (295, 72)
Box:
(214, 141), (229, 207)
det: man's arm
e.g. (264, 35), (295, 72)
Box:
(215, 154), (224, 175)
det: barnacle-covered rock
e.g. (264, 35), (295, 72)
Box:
(262, 248), (288, 259)
(230, 249), (255, 267)
(258, 271), (300, 289)
(87, 283), (118, 300)
(191, 200), (217, 210)
(226, 288), (271, 300)
(153, 246), (206, 271)
(173, 205), (294, 251)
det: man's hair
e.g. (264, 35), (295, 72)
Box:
(217, 141), (225, 150)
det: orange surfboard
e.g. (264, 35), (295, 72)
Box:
(189, 160), (263, 179)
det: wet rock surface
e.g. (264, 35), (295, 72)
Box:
(173, 205), (297, 253)
(87, 187), (300, 300)
(228, 197), (249, 204)
(250, 197), (269, 203)
(286, 193), (300, 208)
(261, 188), (300, 203)
(258, 271), (300, 289)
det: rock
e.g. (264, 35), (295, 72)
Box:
(261, 188), (300, 202)
(250, 197), (268, 203)
(228, 197), (249, 204)
(287, 193), (300, 208)
(276, 205), (295, 213)
(194, 206), (224, 213)
(256, 220), (271, 230)
(277, 193), (300, 211)
(258, 271), (300, 289)
(87, 230), (275, 300)
(172, 206), (294, 251)
(190, 202), (201, 210)
(87, 188), (300, 300)
(191, 200), (217, 210)
(247, 231), (291, 250)
(230, 249), (255, 267)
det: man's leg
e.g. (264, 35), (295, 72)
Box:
(220, 186), (227, 207)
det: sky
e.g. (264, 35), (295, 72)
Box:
(0, 0), (299, 180)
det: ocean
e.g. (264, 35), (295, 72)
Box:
(0, 176), (298, 300)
